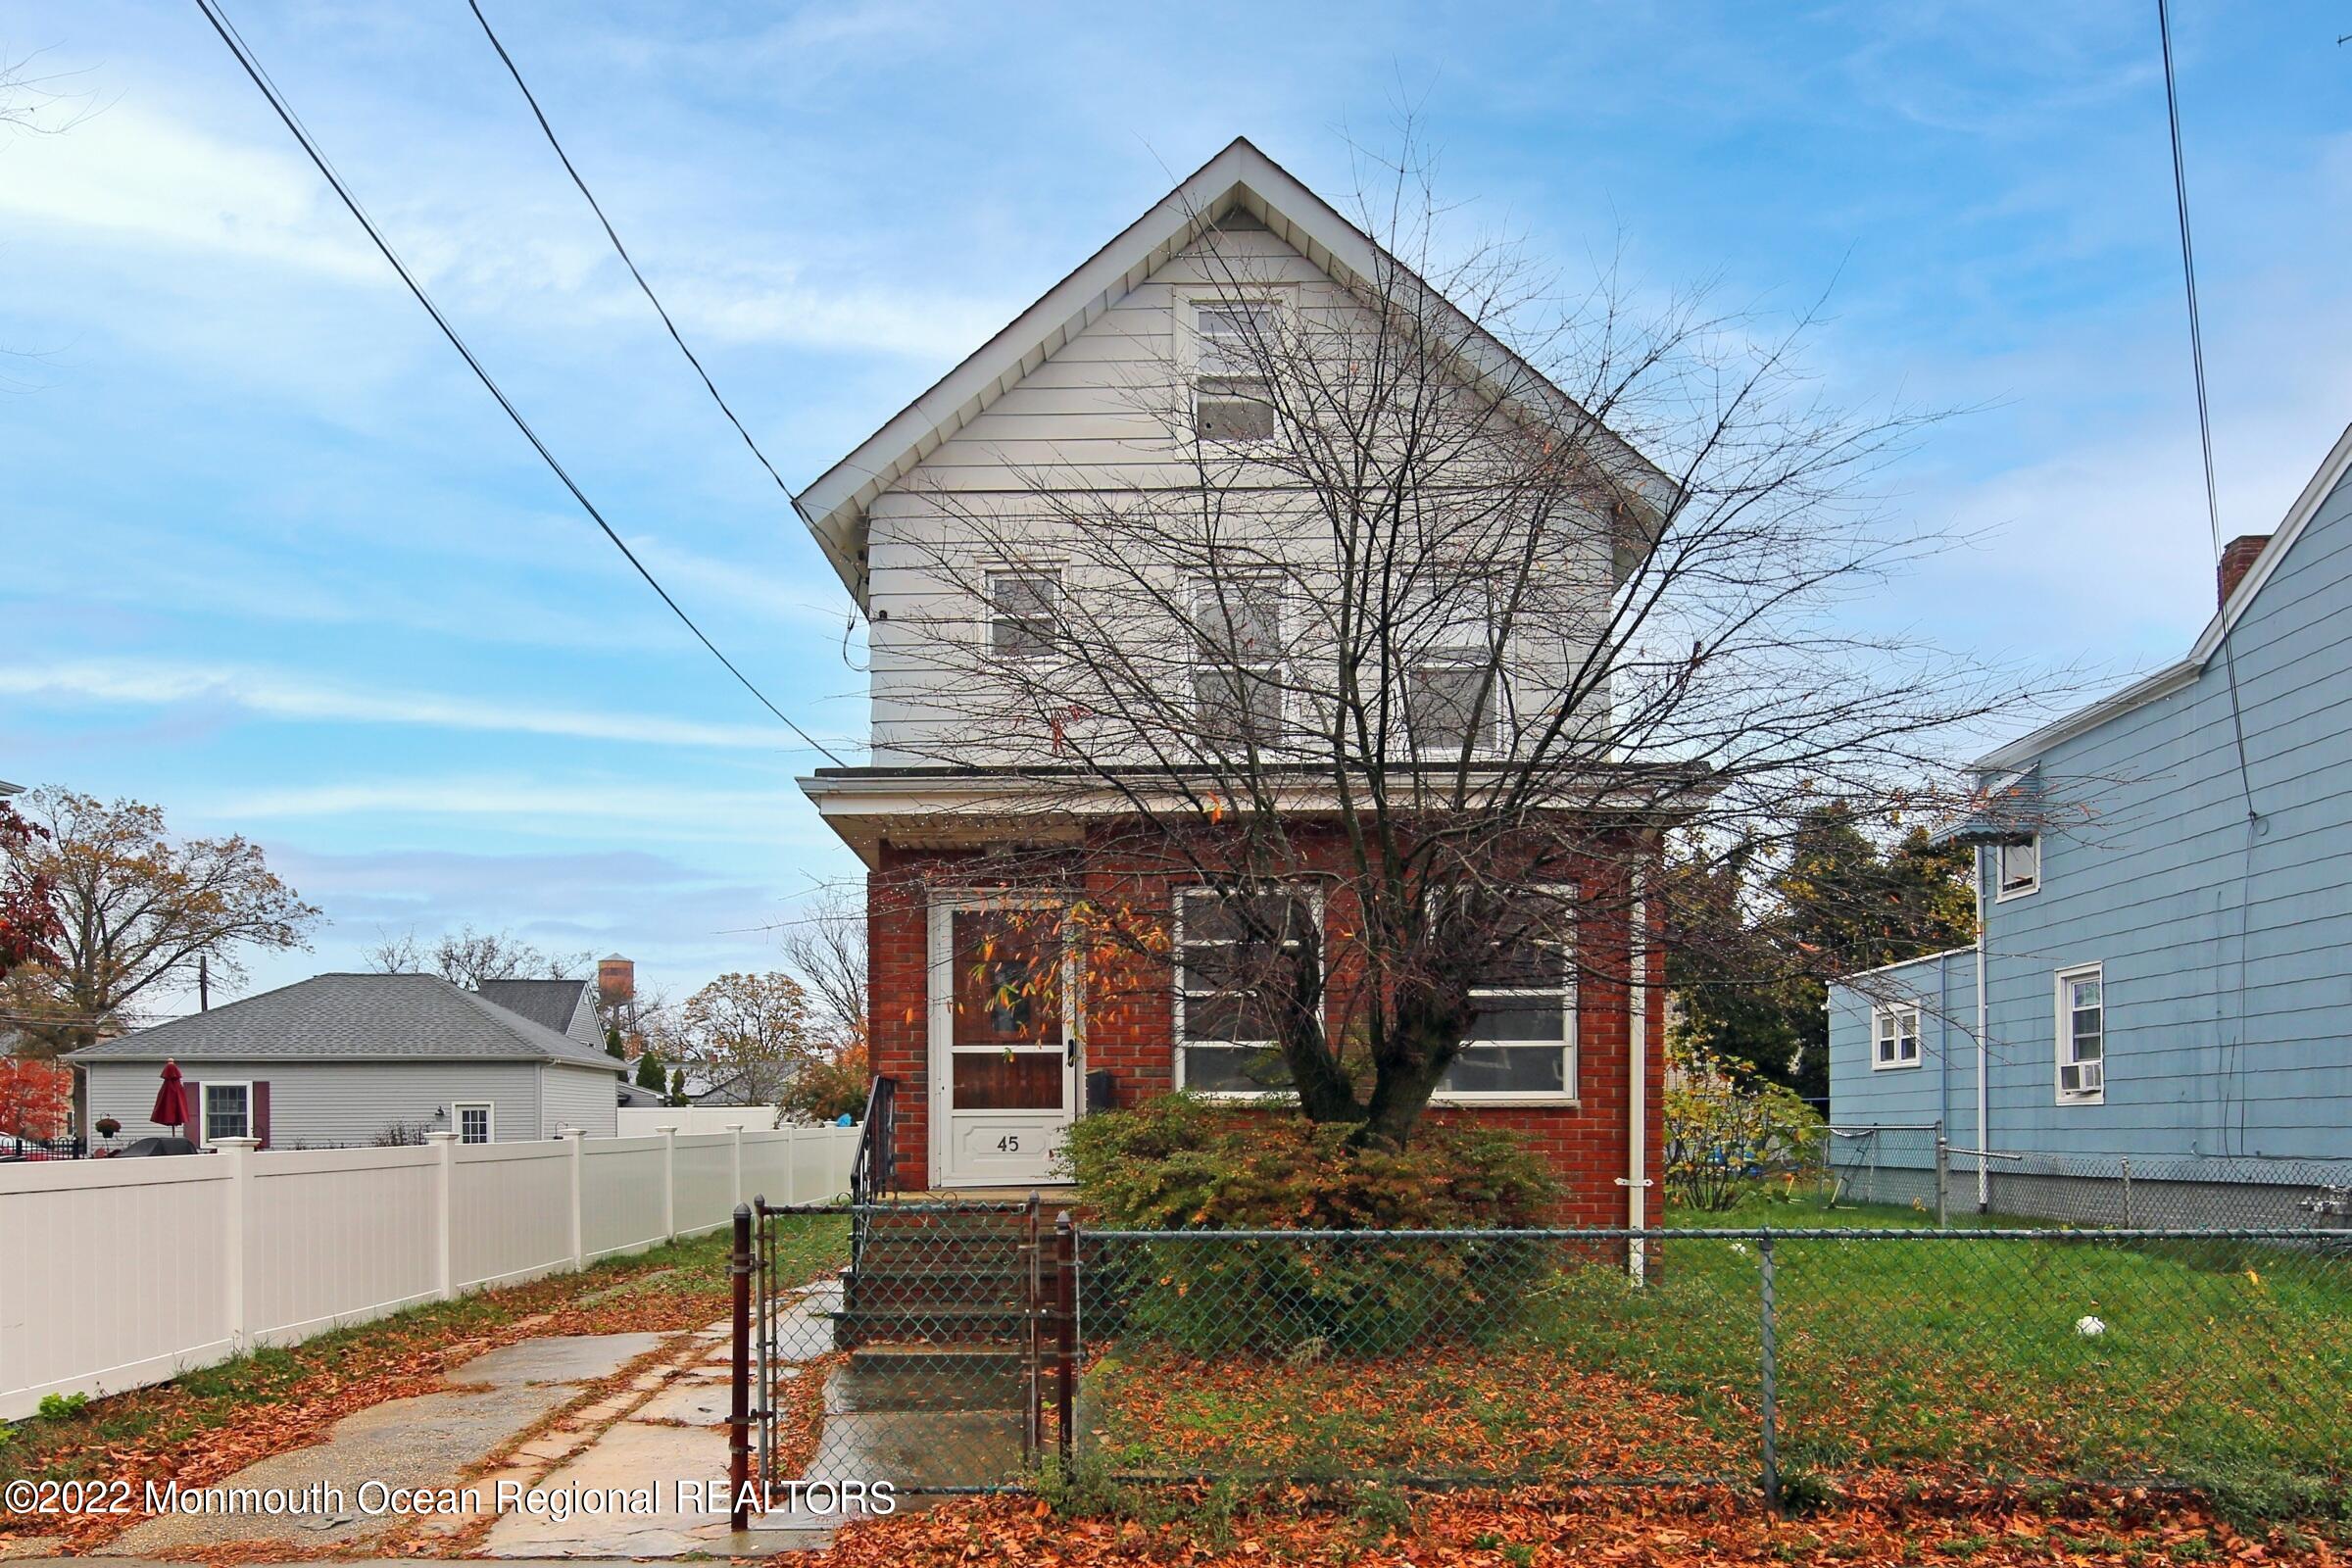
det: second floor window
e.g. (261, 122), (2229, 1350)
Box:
(1193, 578), (1284, 747)
(1406, 655), (1498, 757)
(1997, 836), (2039, 898)
(988, 570), (1059, 660)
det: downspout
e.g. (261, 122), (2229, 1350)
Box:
(1974, 844), (1989, 1209)
(1625, 872), (1649, 1282)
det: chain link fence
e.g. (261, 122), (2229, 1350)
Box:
(1072, 1225), (2352, 1513)
(734, 1205), (2352, 1519)
(1820, 1125), (2352, 1231)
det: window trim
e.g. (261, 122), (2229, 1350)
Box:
(1172, 882), (1321, 1102)
(983, 566), (1062, 662)
(453, 1102), (495, 1145)
(2054, 962), (2105, 1105)
(1429, 883), (1580, 1107)
(199, 1080), (253, 1145)
(1870, 1003), (1923, 1071)
(1994, 834), (2040, 902)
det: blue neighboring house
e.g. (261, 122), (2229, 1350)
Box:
(1827, 422), (2352, 1217)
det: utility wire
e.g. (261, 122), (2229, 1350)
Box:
(466, 0), (798, 506)
(189, 0), (846, 766)
(2156, 0), (2257, 823)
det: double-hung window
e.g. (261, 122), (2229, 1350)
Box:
(988, 569), (1059, 661)
(1872, 1004), (1922, 1069)
(1192, 300), (1278, 443)
(1176, 886), (1315, 1095)
(1192, 578), (1284, 747)
(2056, 964), (2104, 1102)
(1437, 889), (1576, 1100)
(1997, 836), (2039, 898)
(202, 1082), (251, 1142)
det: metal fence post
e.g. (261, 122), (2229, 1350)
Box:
(1757, 1230), (1781, 1512)
(1935, 1127), (1950, 1231)
(2120, 1157), (2133, 1227)
(1054, 1210), (1078, 1469)
(727, 1202), (754, 1532)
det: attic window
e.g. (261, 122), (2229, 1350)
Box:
(988, 570), (1060, 661)
(1194, 302), (1277, 443)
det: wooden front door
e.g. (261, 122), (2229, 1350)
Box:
(928, 898), (1077, 1187)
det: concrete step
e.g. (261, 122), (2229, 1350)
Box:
(833, 1303), (1030, 1348)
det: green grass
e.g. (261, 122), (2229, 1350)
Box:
(0, 1214), (848, 1499)
(1082, 1207), (2352, 1521)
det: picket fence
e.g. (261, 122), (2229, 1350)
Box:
(0, 1122), (858, 1420)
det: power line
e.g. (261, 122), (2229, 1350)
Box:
(2155, 0), (2256, 824)
(189, 0), (846, 767)
(465, 0), (799, 507)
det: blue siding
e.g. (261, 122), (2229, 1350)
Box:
(1831, 448), (2352, 1161)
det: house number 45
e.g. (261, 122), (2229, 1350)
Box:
(995, 1135), (1021, 1152)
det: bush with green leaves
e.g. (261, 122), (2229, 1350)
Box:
(1661, 1048), (1822, 1212)
(1064, 1093), (1558, 1353)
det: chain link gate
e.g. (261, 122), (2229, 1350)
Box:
(730, 1195), (1079, 1522)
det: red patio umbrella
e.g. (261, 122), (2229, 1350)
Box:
(151, 1057), (190, 1138)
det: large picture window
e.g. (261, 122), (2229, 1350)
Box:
(1436, 889), (1576, 1100)
(1175, 886), (1315, 1095)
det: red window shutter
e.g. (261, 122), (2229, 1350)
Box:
(182, 1078), (201, 1143)
(254, 1082), (271, 1150)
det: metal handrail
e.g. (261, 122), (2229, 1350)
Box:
(846, 1074), (898, 1275)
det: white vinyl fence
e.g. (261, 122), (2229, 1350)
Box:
(0, 1122), (858, 1421)
(617, 1105), (796, 1136)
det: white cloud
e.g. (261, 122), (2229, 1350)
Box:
(0, 660), (849, 756)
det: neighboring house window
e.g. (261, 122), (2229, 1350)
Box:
(1176, 886), (1316, 1095)
(1438, 888), (1576, 1100)
(1192, 300), (1277, 442)
(203, 1082), (251, 1142)
(455, 1102), (494, 1145)
(1872, 1004), (1922, 1070)
(988, 569), (1059, 661)
(1192, 578), (1285, 746)
(1997, 835), (2039, 898)
(2056, 964), (2104, 1102)
(1406, 654), (1498, 757)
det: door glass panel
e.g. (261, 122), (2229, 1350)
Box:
(952, 909), (1060, 1047)
(951, 1052), (1066, 1110)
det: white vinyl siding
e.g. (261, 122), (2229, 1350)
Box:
(80, 1060), (617, 1148)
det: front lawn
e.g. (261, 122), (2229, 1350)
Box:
(0, 1213), (848, 1547)
(1079, 1213), (2352, 1519)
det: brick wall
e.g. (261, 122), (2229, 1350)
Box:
(866, 825), (1666, 1223)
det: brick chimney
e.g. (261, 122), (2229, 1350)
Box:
(597, 955), (635, 1005)
(2218, 534), (2271, 609)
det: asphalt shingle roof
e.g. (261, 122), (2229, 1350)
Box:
(472, 978), (592, 1037)
(65, 973), (625, 1072)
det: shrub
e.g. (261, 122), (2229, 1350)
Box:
(1064, 1094), (1558, 1353)
(1661, 1048), (1821, 1212)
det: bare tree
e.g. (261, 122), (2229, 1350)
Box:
(365, 925), (589, 989)
(776, 886), (866, 1054)
(878, 141), (2046, 1150)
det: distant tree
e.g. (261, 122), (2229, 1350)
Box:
(635, 1046), (666, 1093)
(0, 801), (64, 983)
(605, 1023), (625, 1058)
(0, 1056), (71, 1140)
(1669, 801), (1976, 1103)
(667, 1067), (688, 1107)
(776, 1037), (870, 1125)
(776, 887), (865, 1055)
(1, 789), (320, 1056)
(674, 971), (821, 1109)
(366, 925), (587, 989)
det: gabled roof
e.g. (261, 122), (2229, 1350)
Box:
(1974, 419), (2352, 773)
(473, 977), (594, 1039)
(65, 973), (625, 1073)
(794, 136), (1674, 609)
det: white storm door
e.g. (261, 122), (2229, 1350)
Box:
(929, 900), (1077, 1187)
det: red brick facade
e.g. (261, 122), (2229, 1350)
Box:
(866, 825), (1666, 1226)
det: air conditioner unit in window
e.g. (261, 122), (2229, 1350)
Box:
(2062, 1061), (2103, 1097)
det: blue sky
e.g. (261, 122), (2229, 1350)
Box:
(4, 1), (2347, 1012)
